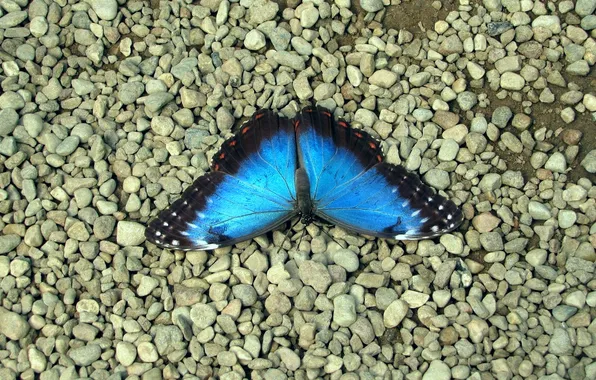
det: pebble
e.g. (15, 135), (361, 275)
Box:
(68, 344), (102, 366)
(384, 300), (409, 328)
(116, 342), (137, 366)
(423, 169), (450, 190)
(368, 70), (398, 88)
(544, 152), (567, 173)
(0, 11), (27, 28)
(422, 360), (451, 380)
(472, 212), (501, 233)
(0, 235), (22, 254)
(360, 0), (384, 13)
(332, 249), (360, 272)
(528, 201), (551, 220)
(245, 30), (266, 50)
(333, 295), (357, 327)
(116, 221), (146, 246)
(500, 72), (525, 90)
(581, 150), (596, 173)
(0, 307), (30, 340)
(0, 109), (19, 136)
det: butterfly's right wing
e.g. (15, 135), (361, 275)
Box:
(295, 107), (462, 240)
(145, 110), (298, 250)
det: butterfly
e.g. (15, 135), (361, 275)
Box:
(145, 106), (463, 250)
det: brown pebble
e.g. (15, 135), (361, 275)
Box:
(432, 110), (460, 129)
(560, 129), (582, 145)
(439, 326), (459, 345)
(536, 168), (553, 180)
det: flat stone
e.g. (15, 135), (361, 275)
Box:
(0, 108), (19, 136)
(368, 70), (398, 88)
(68, 344), (102, 366)
(360, 0), (384, 12)
(0, 307), (30, 340)
(384, 300), (409, 328)
(244, 30), (266, 50)
(333, 295), (357, 327)
(116, 221), (146, 246)
(299, 260), (332, 293)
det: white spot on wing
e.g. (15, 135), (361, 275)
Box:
(163, 222), (169, 227)
(172, 239), (179, 246)
(196, 240), (219, 250)
(412, 210), (421, 217)
(431, 225), (440, 232)
(438, 205), (444, 211)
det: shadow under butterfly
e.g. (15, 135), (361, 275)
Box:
(145, 106), (464, 250)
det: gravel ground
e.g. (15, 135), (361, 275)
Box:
(0, 0), (595, 379)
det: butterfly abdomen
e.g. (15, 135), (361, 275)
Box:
(295, 167), (313, 218)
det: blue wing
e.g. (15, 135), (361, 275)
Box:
(145, 110), (298, 250)
(295, 107), (463, 239)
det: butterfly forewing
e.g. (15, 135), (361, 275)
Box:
(294, 106), (383, 202)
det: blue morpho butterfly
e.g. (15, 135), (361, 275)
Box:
(145, 106), (463, 250)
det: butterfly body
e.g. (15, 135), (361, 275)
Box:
(145, 107), (463, 250)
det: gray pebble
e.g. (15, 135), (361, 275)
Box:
(528, 201), (551, 220)
(544, 152), (567, 173)
(333, 294), (357, 327)
(0, 108), (19, 136)
(119, 82), (145, 105)
(145, 92), (174, 113)
(116, 221), (146, 246)
(332, 249), (360, 272)
(116, 342), (137, 366)
(491, 106), (513, 128)
(0, 235), (21, 254)
(245, 30), (266, 50)
(423, 169), (450, 190)
(383, 299), (409, 328)
(0, 307), (30, 340)
(0, 11), (28, 29)
(190, 304), (217, 329)
(360, 0), (384, 12)
(479, 232), (503, 251)
(68, 344), (102, 366)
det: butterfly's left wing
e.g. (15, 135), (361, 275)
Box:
(145, 110), (298, 250)
(295, 107), (463, 240)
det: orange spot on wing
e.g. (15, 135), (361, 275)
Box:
(214, 164), (220, 170)
(322, 111), (331, 117)
(229, 140), (237, 147)
(376, 154), (383, 162)
(338, 121), (349, 128)
(219, 153), (225, 159)
(354, 132), (363, 138)
(369, 142), (377, 149)
(242, 126), (250, 134)
(255, 112), (264, 120)
(293, 120), (300, 130)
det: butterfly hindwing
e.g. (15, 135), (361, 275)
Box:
(297, 108), (463, 240)
(315, 162), (463, 239)
(145, 110), (298, 250)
